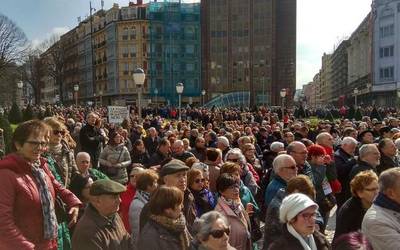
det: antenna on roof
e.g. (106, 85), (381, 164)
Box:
(101, 0), (104, 10)
(77, 16), (81, 23)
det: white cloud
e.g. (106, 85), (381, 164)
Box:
(30, 26), (69, 49)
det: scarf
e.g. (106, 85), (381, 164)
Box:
(221, 196), (243, 217)
(48, 143), (63, 166)
(137, 190), (151, 202)
(374, 192), (400, 213)
(30, 160), (58, 240)
(287, 224), (317, 250)
(149, 213), (190, 250)
(191, 188), (213, 216)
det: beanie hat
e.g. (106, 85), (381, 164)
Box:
(279, 193), (318, 223)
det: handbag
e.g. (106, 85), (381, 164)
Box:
(249, 214), (262, 242)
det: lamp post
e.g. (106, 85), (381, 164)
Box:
(154, 88), (158, 108)
(17, 81), (23, 107)
(98, 90), (103, 107)
(201, 89), (206, 106)
(354, 88), (359, 108)
(280, 88), (286, 120)
(133, 68), (146, 122)
(176, 82), (184, 121)
(74, 84), (79, 106)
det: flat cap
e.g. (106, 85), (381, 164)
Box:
(160, 159), (189, 177)
(90, 179), (126, 196)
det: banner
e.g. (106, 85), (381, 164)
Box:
(108, 106), (129, 124)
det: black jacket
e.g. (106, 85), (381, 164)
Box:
(377, 153), (399, 175)
(143, 136), (160, 156)
(346, 160), (377, 200)
(334, 148), (357, 187)
(333, 197), (366, 240)
(79, 124), (105, 168)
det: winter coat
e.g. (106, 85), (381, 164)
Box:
(346, 160), (377, 200)
(129, 191), (149, 246)
(334, 197), (366, 240)
(149, 150), (170, 166)
(0, 154), (82, 250)
(191, 188), (216, 217)
(334, 148), (357, 207)
(268, 225), (330, 250)
(79, 124), (105, 169)
(265, 175), (286, 207)
(71, 204), (132, 250)
(119, 183), (136, 234)
(138, 218), (185, 250)
(377, 153), (399, 175)
(215, 197), (252, 250)
(99, 144), (131, 184)
(241, 164), (259, 196)
(143, 136), (160, 156)
(362, 203), (400, 250)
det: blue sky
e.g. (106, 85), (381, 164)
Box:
(1, 0), (371, 89)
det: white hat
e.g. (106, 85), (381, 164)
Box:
(279, 193), (318, 223)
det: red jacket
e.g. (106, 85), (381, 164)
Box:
(0, 154), (82, 250)
(119, 183), (136, 233)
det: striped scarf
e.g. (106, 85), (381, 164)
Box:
(31, 161), (58, 240)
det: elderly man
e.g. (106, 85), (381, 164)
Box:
(362, 168), (400, 250)
(377, 138), (399, 175)
(76, 152), (108, 181)
(287, 141), (314, 182)
(143, 127), (159, 156)
(79, 112), (105, 169)
(171, 139), (195, 162)
(217, 136), (231, 159)
(334, 137), (358, 208)
(264, 154), (297, 206)
(263, 142), (285, 171)
(72, 179), (132, 250)
(148, 138), (171, 166)
(190, 136), (207, 162)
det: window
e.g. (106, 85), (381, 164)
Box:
(379, 45), (394, 58)
(380, 24), (394, 38)
(130, 47), (136, 57)
(122, 28), (128, 40)
(130, 28), (136, 40)
(122, 47), (129, 58)
(379, 66), (394, 80)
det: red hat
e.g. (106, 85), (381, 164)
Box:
(307, 144), (326, 156)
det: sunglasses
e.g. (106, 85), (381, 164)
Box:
(284, 165), (297, 170)
(227, 158), (239, 162)
(194, 178), (205, 184)
(53, 130), (66, 136)
(209, 227), (230, 238)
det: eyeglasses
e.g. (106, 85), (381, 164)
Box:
(299, 212), (317, 220)
(209, 227), (230, 238)
(194, 178), (205, 184)
(283, 165), (298, 170)
(25, 141), (48, 149)
(53, 130), (66, 136)
(227, 158), (239, 162)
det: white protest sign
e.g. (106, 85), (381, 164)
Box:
(108, 106), (129, 124)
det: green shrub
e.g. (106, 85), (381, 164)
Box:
(8, 102), (22, 124)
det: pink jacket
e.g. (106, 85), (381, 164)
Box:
(0, 154), (82, 250)
(215, 197), (252, 250)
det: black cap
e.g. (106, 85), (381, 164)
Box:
(159, 159), (189, 177)
(90, 179), (126, 196)
(358, 130), (374, 141)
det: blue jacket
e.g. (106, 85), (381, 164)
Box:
(264, 175), (286, 207)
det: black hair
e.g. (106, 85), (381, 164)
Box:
(216, 173), (239, 193)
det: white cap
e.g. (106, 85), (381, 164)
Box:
(279, 193), (318, 223)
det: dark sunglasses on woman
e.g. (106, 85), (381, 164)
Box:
(209, 227), (230, 238)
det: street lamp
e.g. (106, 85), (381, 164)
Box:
(280, 88), (286, 120)
(74, 84), (79, 106)
(354, 88), (359, 108)
(98, 90), (103, 107)
(176, 82), (184, 121)
(17, 81), (23, 107)
(201, 89), (206, 106)
(133, 68), (146, 122)
(154, 88), (158, 108)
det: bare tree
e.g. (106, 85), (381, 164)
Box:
(40, 35), (65, 103)
(22, 48), (45, 104)
(0, 14), (28, 75)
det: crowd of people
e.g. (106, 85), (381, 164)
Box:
(1, 104), (400, 250)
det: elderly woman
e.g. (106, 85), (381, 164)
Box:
(215, 173), (252, 250)
(43, 117), (79, 188)
(0, 120), (81, 250)
(99, 130), (131, 184)
(191, 211), (236, 250)
(120, 166), (145, 233)
(269, 193), (330, 250)
(188, 168), (216, 217)
(242, 142), (263, 177)
(138, 186), (191, 250)
(129, 169), (159, 246)
(333, 170), (378, 240)
(225, 148), (259, 195)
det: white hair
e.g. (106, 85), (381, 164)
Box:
(359, 144), (378, 160)
(273, 154), (295, 173)
(270, 142), (284, 152)
(225, 148), (246, 164)
(341, 136), (358, 146)
(316, 132), (331, 143)
(76, 152), (90, 161)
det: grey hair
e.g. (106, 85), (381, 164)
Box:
(316, 132), (331, 143)
(379, 168), (400, 192)
(358, 144), (377, 160)
(270, 142), (284, 152)
(273, 154), (295, 173)
(225, 148), (246, 164)
(192, 211), (229, 242)
(76, 151), (91, 161)
(341, 136), (358, 146)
